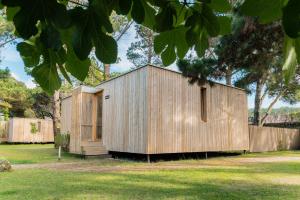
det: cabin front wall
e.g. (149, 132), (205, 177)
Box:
(98, 67), (148, 154)
(146, 66), (249, 154)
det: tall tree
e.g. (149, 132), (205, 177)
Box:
(127, 25), (162, 68)
(0, 68), (32, 117)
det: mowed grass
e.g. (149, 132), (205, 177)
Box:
(2, 162), (300, 199)
(1, 144), (300, 199)
(0, 144), (79, 164)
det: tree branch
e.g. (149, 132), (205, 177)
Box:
(260, 88), (287, 126)
(115, 20), (134, 42)
(0, 37), (17, 48)
(260, 88), (269, 107)
(68, 0), (88, 7)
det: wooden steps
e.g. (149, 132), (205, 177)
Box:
(81, 141), (108, 156)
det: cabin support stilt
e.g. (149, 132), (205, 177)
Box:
(147, 154), (151, 163)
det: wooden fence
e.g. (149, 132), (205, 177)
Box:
(0, 121), (8, 142)
(249, 125), (300, 152)
(8, 118), (54, 143)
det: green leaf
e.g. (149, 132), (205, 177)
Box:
(195, 30), (209, 57)
(202, 5), (220, 37)
(71, 8), (93, 60)
(218, 16), (231, 35)
(6, 7), (20, 21)
(282, 0), (300, 38)
(185, 13), (203, 46)
(131, 0), (144, 23)
(16, 42), (41, 67)
(155, 4), (175, 32)
(71, 7), (117, 64)
(161, 45), (176, 66)
(32, 62), (61, 95)
(58, 65), (72, 84)
(119, 0), (132, 15)
(209, 0), (231, 13)
(154, 26), (189, 65)
(40, 25), (62, 51)
(2, 0), (69, 39)
(93, 32), (118, 64)
(241, 0), (285, 24)
(61, 29), (90, 81)
(141, 0), (156, 29)
(283, 36), (298, 83)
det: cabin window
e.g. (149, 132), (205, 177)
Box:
(201, 87), (207, 122)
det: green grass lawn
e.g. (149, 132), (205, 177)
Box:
(0, 144), (79, 164)
(1, 144), (300, 199)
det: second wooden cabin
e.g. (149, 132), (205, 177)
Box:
(61, 65), (249, 156)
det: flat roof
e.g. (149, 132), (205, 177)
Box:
(95, 64), (246, 92)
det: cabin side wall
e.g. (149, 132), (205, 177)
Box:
(69, 88), (82, 154)
(61, 97), (72, 134)
(146, 67), (249, 154)
(7, 118), (53, 143)
(99, 67), (148, 154)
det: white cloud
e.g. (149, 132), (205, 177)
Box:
(11, 72), (20, 80)
(10, 71), (36, 89)
(24, 78), (36, 89)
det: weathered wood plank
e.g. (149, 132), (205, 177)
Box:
(249, 125), (300, 152)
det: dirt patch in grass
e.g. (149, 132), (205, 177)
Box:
(12, 156), (300, 173)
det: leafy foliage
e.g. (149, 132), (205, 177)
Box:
(127, 25), (162, 68)
(0, 0), (300, 93)
(0, 68), (33, 117)
(0, 0), (233, 94)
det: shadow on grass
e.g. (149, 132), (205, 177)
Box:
(1, 168), (300, 200)
(111, 151), (244, 163)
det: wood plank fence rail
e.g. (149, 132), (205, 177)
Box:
(249, 125), (300, 152)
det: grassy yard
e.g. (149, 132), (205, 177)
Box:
(1, 144), (300, 199)
(0, 144), (78, 164)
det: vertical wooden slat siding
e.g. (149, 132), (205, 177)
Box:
(63, 65), (251, 155)
(6, 118), (53, 143)
(249, 125), (300, 152)
(98, 67), (148, 154)
(61, 96), (72, 134)
(69, 87), (82, 153)
(147, 66), (249, 154)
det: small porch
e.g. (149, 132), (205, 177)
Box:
(66, 86), (109, 156)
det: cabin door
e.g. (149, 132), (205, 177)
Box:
(92, 91), (103, 141)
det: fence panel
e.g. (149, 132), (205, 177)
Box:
(249, 125), (300, 152)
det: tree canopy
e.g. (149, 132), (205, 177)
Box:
(1, 0), (299, 94)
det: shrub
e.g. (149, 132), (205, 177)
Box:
(0, 159), (12, 172)
(30, 122), (38, 134)
(55, 132), (70, 152)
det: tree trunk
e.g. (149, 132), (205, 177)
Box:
(260, 89), (286, 126)
(52, 90), (60, 137)
(104, 64), (110, 80)
(225, 66), (232, 86)
(253, 79), (263, 126)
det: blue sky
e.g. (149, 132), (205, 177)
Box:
(0, 26), (299, 109)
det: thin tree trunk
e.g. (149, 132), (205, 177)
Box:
(104, 64), (110, 80)
(225, 66), (232, 86)
(253, 79), (263, 126)
(260, 89), (286, 126)
(52, 90), (60, 137)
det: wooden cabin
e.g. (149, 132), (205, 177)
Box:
(61, 65), (249, 156)
(2, 118), (54, 143)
